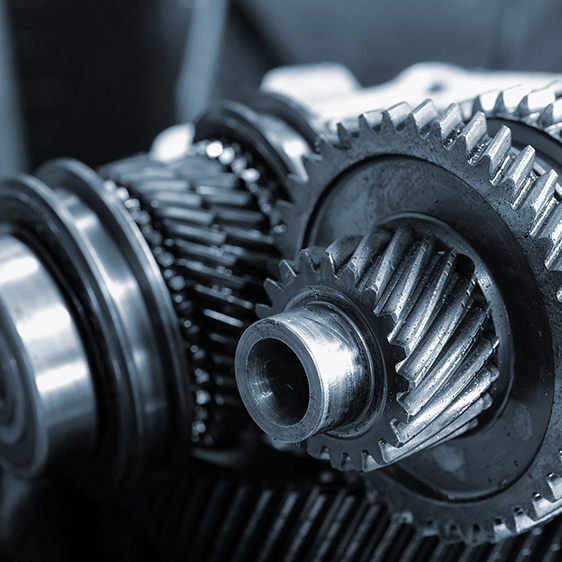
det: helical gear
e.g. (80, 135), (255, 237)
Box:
(0, 125), (284, 482)
(99, 139), (280, 448)
(244, 224), (499, 471)
(235, 95), (562, 543)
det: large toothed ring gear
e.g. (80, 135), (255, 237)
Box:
(235, 95), (562, 543)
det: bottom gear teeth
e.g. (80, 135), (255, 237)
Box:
(307, 443), (330, 462)
(547, 473), (562, 500)
(340, 453), (355, 471)
(514, 507), (540, 535)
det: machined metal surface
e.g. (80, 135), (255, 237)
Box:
(0, 159), (194, 483)
(0, 235), (96, 478)
(6, 59), (562, 555)
(234, 91), (562, 542)
(100, 138), (282, 448)
(237, 223), (501, 470)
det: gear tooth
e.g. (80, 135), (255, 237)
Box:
(299, 246), (323, 273)
(390, 250), (457, 351)
(472, 90), (501, 116)
(547, 472), (562, 500)
(517, 87), (557, 117)
(538, 98), (562, 128)
(255, 303), (272, 319)
(500, 145), (536, 207)
(454, 111), (488, 157)
(407, 99), (439, 135)
(340, 452), (356, 471)
(546, 238), (562, 270)
(367, 225), (415, 300)
(532, 492), (557, 520)
(493, 84), (531, 115)
(376, 235), (435, 321)
(381, 102), (411, 132)
(308, 443), (330, 461)
(361, 450), (380, 471)
(548, 78), (562, 96)
(348, 227), (393, 283)
(358, 112), (381, 135)
(315, 134), (337, 157)
(263, 277), (283, 302)
(336, 122), (353, 148)
(397, 273), (475, 387)
(528, 169), (559, 216)
(306, 440), (322, 458)
(396, 343), (497, 443)
(533, 194), (562, 246)
(430, 103), (463, 145)
(444, 523), (467, 544)
(531, 197), (558, 238)
(399, 307), (492, 417)
(278, 258), (299, 283)
(302, 152), (324, 178)
(325, 234), (363, 276)
(493, 518), (514, 542)
(513, 507), (538, 536)
(477, 124), (512, 178)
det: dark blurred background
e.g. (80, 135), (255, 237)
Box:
(2, 0), (562, 178)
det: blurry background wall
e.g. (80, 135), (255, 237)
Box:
(3, 0), (562, 172)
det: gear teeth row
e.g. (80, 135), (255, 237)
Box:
(100, 140), (280, 447)
(340, 228), (498, 460)
(471, 85), (562, 301)
(128, 458), (562, 562)
(262, 224), (498, 469)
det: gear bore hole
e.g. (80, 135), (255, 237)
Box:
(247, 338), (309, 427)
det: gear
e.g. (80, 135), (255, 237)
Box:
(235, 98), (562, 543)
(126, 454), (562, 562)
(99, 139), (281, 448)
(236, 224), (500, 470)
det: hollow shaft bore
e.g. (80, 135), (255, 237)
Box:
(235, 301), (376, 443)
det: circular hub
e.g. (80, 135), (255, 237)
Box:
(0, 235), (96, 478)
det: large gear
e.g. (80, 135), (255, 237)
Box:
(235, 97), (562, 543)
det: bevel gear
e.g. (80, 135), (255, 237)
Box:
(235, 97), (562, 543)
